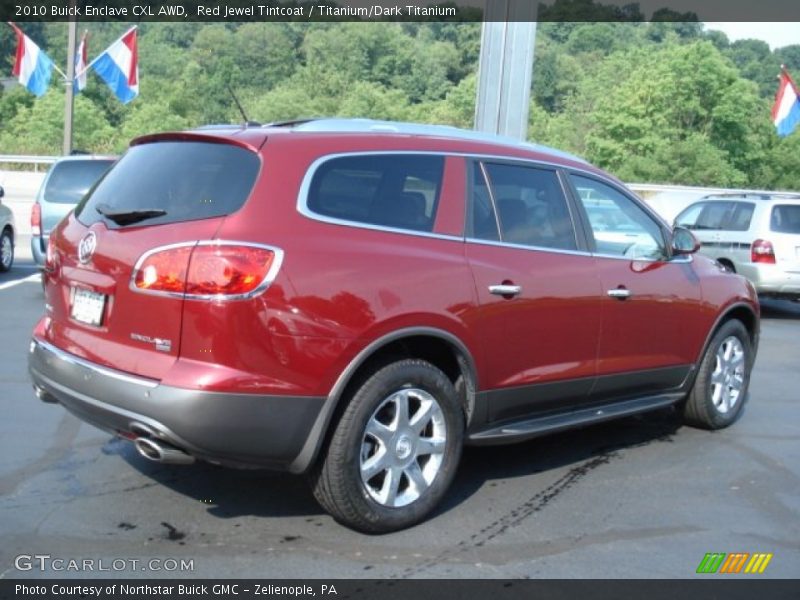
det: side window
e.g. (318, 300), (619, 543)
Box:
(571, 175), (667, 260)
(695, 202), (734, 230)
(727, 202), (755, 232)
(306, 154), (444, 232)
(674, 202), (706, 229)
(470, 164), (500, 241)
(771, 204), (800, 233)
(481, 163), (578, 250)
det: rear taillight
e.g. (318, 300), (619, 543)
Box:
(133, 245), (193, 294)
(751, 239), (776, 264)
(132, 242), (281, 299)
(31, 203), (41, 236)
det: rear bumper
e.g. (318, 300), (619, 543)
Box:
(737, 263), (800, 299)
(28, 337), (325, 472)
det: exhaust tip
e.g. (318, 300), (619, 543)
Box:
(33, 385), (58, 404)
(134, 437), (163, 461)
(134, 437), (195, 465)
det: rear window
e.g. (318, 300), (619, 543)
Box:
(306, 154), (445, 232)
(75, 141), (260, 229)
(771, 204), (800, 233)
(42, 160), (115, 204)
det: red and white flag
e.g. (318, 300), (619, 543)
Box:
(74, 30), (88, 93)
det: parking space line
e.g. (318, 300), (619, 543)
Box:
(0, 273), (41, 291)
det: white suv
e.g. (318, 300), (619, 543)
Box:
(674, 194), (800, 301)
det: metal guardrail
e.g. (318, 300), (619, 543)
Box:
(0, 155), (59, 172)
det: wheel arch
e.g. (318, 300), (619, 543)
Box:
(693, 301), (759, 374)
(715, 258), (735, 272)
(289, 326), (478, 473)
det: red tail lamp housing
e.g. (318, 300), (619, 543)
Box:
(132, 242), (282, 299)
(31, 203), (42, 236)
(751, 239), (776, 265)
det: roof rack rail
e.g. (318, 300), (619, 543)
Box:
(262, 118), (589, 164)
(193, 122), (262, 131)
(702, 192), (800, 200)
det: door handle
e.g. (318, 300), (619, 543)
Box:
(607, 288), (632, 300)
(489, 284), (522, 297)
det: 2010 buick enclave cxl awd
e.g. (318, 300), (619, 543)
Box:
(28, 119), (759, 532)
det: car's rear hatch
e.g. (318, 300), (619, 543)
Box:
(43, 133), (264, 381)
(769, 204), (800, 273)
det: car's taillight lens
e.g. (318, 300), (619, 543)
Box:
(31, 203), (41, 236)
(751, 239), (776, 264)
(186, 245), (277, 296)
(133, 246), (193, 294)
(133, 243), (280, 298)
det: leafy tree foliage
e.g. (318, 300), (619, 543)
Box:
(0, 18), (799, 189)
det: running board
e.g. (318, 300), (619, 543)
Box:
(468, 393), (684, 445)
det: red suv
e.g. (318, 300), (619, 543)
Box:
(29, 119), (759, 532)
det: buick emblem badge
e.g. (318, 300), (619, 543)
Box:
(78, 232), (97, 264)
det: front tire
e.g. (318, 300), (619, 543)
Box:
(683, 319), (752, 429)
(311, 359), (464, 533)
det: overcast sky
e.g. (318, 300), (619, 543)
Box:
(704, 22), (800, 49)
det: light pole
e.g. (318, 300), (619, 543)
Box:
(63, 0), (77, 155)
(474, 0), (538, 141)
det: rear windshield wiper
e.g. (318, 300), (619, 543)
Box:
(95, 203), (167, 226)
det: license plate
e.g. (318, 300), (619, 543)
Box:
(70, 287), (107, 326)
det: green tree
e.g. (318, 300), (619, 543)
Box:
(0, 89), (114, 154)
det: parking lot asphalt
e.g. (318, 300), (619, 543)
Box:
(1, 238), (798, 579)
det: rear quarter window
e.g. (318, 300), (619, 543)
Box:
(305, 154), (445, 233)
(771, 204), (800, 233)
(727, 202), (755, 232)
(75, 141), (260, 229)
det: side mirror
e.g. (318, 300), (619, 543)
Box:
(672, 226), (700, 255)
(0, 186), (4, 199)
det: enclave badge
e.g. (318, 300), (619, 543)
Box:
(78, 231), (97, 264)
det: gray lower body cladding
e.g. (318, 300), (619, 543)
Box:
(28, 338), (325, 471)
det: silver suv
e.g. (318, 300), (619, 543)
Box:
(31, 155), (115, 266)
(0, 186), (15, 272)
(674, 194), (800, 301)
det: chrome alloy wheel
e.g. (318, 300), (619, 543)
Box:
(710, 336), (746, 414)
(0, 234), (11, 269)
(359, 388), (447, 508)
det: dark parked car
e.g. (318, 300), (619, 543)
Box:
(29, 119), (759, 532)
(30, 155), (115, 267)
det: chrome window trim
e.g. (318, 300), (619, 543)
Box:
(296, 150), (625, 240)
(32, 337), (159, 389)
(295, 152), (458, 242)
(130, 240), (285, 302)
(465, 237), (693, 263)
(296, 150), (695, 264)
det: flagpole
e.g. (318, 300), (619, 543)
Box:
(63, 3), (77, 155)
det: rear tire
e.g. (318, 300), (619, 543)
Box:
(311, 359), (464, 533)
(0, 229), (13, 272)
(717, 259), (735, 273)
(683, 319), (752, 429)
